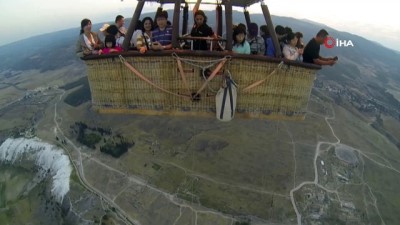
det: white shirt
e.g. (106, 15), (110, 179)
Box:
(83, 33), (95, 50)
(131, 30), (141, 47)
(283, 44), (300, 61)
(116, 36), (125, 47)
(119, 26), (127, 35)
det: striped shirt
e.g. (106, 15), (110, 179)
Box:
(152, 26), (173, 46)
(248, 36), (265, 55)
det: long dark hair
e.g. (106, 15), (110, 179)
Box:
(286, 32), (296, 44)
(233, 26), (246, 46)
(194, 10), (207, 24)
(295, 32), (304, 48)
(80, 18), (91, 34)
(105, 35), (116, 48)
(141, 17), (154, 32)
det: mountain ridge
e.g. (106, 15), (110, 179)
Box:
(0, 10), (399, 54)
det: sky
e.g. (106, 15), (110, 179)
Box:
(0, 0), (399, 51)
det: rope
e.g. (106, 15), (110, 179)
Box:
(119, 55), (191, 99)
(242, 61), (284, 92)
(193, 58), (227, 97)
(172, 52), (230, 69)
(172, 52), (231, 93)
(201, 69), (219, 93)
(225, 70), (238, 88)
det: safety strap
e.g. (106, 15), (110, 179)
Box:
(242, 61), (284, 92)
(193, 0), (202, 15)
(219, 78), (234, 120)
(193, 58), (226, 98)
(220, 82), (228, 119)
(119, 55), (191, 99)
(228, 79), (234, 118)
(142, 31), (150, 50)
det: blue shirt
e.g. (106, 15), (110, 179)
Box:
(233, 41), (250, 54)
(152, 26), (173, 46)
(266, 37), (275, 57)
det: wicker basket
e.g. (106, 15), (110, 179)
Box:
(84, 51), (319, 121)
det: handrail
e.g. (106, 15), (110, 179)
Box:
(144, 0), (262, 7)
(81, 50), (322, 70)
(177, 36), (226, 42)
(178, 36), (226, 51)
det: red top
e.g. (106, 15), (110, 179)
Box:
(101, 46), (123, 54)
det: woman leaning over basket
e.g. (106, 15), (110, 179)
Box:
(76, 18), (104, 57)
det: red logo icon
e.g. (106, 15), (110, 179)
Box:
(324, 37), (336, 49)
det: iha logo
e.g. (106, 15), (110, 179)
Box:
(324, 37), (354, 48)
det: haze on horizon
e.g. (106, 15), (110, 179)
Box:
(1, 0), (399, 52)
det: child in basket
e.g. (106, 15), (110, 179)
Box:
(99, 35), (122, 55)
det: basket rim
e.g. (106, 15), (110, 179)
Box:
(81, 50), (322, 70)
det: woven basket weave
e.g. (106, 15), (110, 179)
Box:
(84, 52), (318, 120)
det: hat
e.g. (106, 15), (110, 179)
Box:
(100, 23), (110, 32)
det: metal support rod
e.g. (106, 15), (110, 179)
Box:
(182, 3), (189, 35)
(216, 4), (223, 36)
(244, 9), (251, 28)
(261, 3), (282, 57)
(225, 1), (233, 51)
(172, 0), (181, 48)
(122, 0), (145, 51)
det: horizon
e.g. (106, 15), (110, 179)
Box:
(1, 0), (399, 52)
